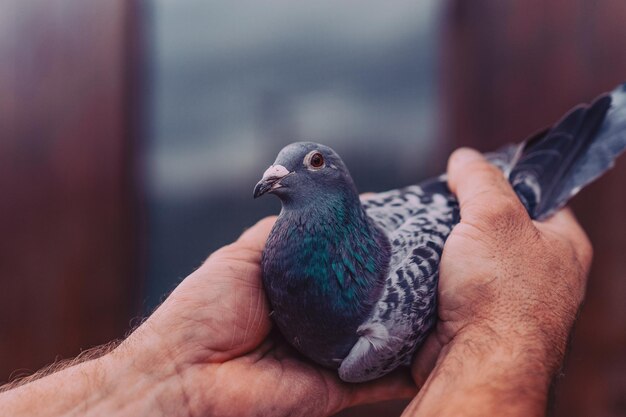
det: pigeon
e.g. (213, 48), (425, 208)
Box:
(253, 83), (626, 383)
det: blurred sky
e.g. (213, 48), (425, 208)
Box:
(144, 0), (442, 309)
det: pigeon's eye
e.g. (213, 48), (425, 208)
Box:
(309, 152), (325, 168)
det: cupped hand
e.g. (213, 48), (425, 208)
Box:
(118, 217), (415, 417)
(411, 148), (593, 386)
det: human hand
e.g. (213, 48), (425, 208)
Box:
(407, 148), (592, 416)
(111, 217), (415, 417)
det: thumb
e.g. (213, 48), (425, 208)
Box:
(410, 330), (446, 388)
(447, 148), (529, 228)
(233, 216), (277, 253)
(206, 216), (277, 265)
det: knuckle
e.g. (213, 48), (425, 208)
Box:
(482, 197), (528, 234)
(453, 161), (497, 191)
(492, 196), (524, 217)
(470, 162), (502, 182)
(483, 162), (504, 177)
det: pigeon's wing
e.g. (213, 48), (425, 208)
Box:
(339, 85), (626, 383)
(339, 181), (459, 382)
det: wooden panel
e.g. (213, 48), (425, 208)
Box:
(0, 0), (141, 382)
(441, 1), (626, 416)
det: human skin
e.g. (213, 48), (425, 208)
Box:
(0, 148), (592, 417)
(118, 217), (416, 417)
(404, 148), (592, 416)
(0, 221), (416, 417)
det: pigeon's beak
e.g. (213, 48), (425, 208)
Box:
(253, 165), (292, 198)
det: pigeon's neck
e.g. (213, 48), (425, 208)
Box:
(272, 192), (391, 315)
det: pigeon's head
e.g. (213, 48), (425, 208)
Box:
(253, 142), (357, 207)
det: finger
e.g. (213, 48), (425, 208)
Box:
(360, 192), (376, 202)
(447, 148), (528, 227)
(205, 216), (276, 265)
(535, 208), (593, 267)
(410, 332), (445, 388)
(236, 216), (277, 252)
(338, 368), (417, 411)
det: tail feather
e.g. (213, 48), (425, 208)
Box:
(501, 84), (626, 220)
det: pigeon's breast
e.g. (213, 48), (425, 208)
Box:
(261, 215), (367, 368)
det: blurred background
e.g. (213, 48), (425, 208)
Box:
(1, 1), (625, 416)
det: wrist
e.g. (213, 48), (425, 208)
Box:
(93, 345), (191, 417)
(450, 322), (557, 385)
(0, 348), (191, 417)
(405, 323), (561, 417)
(458, 308), (573, 374)
(98, 324), (214, 417)
(450, 325), (556, 413)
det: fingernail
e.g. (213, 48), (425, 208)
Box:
(451, 147), (483, 165)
